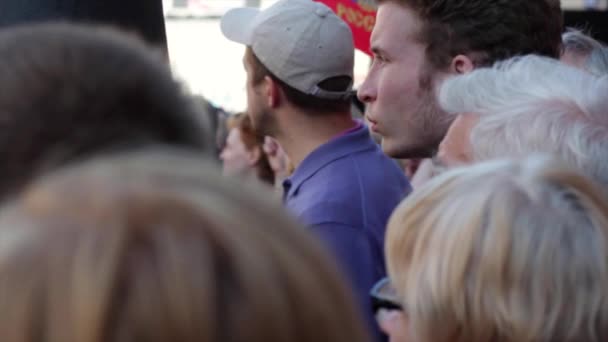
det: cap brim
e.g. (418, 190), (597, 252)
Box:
(220, 7), (260, 45)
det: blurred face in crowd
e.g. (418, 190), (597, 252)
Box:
(220, 127), (258, 176)
(357, 2), (451, 159)
(437, 113), (479, 168)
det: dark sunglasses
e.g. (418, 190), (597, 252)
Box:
(370, 277), (403, 313)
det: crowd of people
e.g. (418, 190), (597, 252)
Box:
(0, 0), (606, 341)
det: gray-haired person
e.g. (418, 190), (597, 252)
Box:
(561, 28), (608, 75)
(437, 55), (608, 190)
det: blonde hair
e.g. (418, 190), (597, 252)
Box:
(386, 157), (608, 342)
(0, 149), (369, 342)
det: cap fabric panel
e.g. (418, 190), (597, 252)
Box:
(251, 3), (302, 87)
(221, 0), (355, 99)
(219, 7), (260, 45)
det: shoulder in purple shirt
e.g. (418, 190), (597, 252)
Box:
(283, 122), (411, 341)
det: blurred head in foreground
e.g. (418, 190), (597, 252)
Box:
(0, 23), (208, 200)
(386, 157), (608, 342)
(0, 150), (368, 342)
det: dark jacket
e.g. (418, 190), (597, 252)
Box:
(0, 0), (167, 47)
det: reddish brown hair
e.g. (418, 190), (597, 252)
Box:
(226, 113), (275, 185)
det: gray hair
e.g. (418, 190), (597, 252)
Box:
(438, 55), (608, 188)
(562, 28), (608, 75)
(387, 156), (608, 342)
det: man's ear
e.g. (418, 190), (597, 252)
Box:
(450, 54), (475, 74)
(264, 76), (281, 108)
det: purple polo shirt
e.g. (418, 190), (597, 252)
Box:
(283, 122), (411, 340)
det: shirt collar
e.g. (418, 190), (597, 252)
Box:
(283, 121), (376, 200)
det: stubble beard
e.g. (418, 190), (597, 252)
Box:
(251, 108), (279, 138)
(391, 69), (454, 159)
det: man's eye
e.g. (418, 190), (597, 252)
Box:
(374, 55), (387, 63)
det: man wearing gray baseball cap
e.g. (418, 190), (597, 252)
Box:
(221, 0), (410, 339)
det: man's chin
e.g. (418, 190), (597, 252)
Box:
(381, 139), (406, 158)
(382, 139), (435, 159)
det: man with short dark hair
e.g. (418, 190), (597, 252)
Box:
(0, 23), (207, 200)
(357, 0), (563, 159)
(221, 0), (410, 339)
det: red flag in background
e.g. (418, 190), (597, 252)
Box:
(313, 0), (377, 56)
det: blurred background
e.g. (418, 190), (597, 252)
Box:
(164, 0), (608, 114)
(165, 0), (372, 113)
(0, 0), (605, 115)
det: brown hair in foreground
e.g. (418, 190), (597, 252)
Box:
(0, 150), (369, 342)
(0, 23), (208, 200)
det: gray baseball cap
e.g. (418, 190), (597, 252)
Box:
(221, 0), (354, 100)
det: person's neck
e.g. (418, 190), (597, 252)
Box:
(275, 109), (356, 169)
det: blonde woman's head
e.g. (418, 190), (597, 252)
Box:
(386, 157), (608, 342)
(0, 149), (369, 342)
